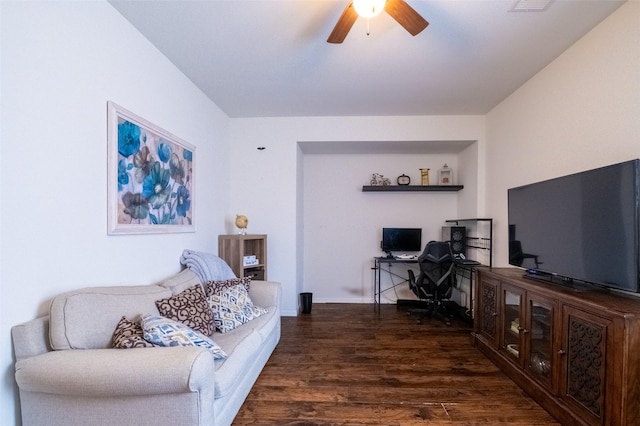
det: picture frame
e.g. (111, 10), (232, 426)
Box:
(107, 101), (195, 235)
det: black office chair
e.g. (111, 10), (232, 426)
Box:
(407, 241), (456, 325)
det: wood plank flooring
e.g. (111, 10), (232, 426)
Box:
(234, 303), (560, 425)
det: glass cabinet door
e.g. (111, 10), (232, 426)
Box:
(525, 295), (555, 390)
(501, 285), (523, 365)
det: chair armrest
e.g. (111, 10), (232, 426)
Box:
(248, 280), (281, 308)
(15, 347), (215, 397)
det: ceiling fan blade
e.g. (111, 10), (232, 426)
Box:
(384, 0), (428, 36)
(327, 2), (358, 44)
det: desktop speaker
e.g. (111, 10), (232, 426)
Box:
(442, 226), (466, 256)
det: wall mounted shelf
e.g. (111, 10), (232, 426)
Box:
(362, 185), (463, 192)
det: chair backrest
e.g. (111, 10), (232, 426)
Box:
(415, 241), (455, 299)
(509, 240), (525, 266)
(420, 240), (453, 265)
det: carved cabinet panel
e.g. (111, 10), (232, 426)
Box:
(476, 275), (499, 346)
(560, 305), (611, 425)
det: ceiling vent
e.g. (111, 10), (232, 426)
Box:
(510, 0), (552, 12)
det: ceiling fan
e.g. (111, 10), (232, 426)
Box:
(327, 0), (428, 44)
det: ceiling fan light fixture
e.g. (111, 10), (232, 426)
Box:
(353, 0), (386, 19)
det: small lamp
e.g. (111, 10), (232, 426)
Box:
(438, 164), (454, 185)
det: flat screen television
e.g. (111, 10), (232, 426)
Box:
(508, 159), (640, 293)
(381, 228), (422, 257)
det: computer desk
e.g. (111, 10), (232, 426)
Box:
(373, 256), (482, 320)
(373, 257), (418, 305)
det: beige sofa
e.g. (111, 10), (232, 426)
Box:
(11, 269), (281, 426)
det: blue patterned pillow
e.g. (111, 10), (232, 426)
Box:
(207, 284), (267, 333)
(141, 314), (227, 360)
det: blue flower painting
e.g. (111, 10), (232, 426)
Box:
(114, 114), (194, 228)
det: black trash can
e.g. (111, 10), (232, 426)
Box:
(299, 292), (313, 314)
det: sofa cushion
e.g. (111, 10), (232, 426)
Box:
(155, 284), (214, 336)
(243, 305), (279, 341)
(208, 284), (267, 333)
(156, 268), (203, 295)
(211, 326), (263, 398)
(112, 316), (156, 348)
(141, 314), (227, 360)
(204, 277), (251, 298)
(49, 285), (173, 350)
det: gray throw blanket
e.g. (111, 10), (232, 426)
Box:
(180, 250), (236, 283)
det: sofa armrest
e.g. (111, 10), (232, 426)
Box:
(15, 347), (215, 397)
(248, 280), (281, 308)
(12, 317), (51, 362)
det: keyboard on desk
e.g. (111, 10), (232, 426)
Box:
(394, 255), (416, 260)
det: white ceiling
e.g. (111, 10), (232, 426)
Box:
(109, 0), (625, 118)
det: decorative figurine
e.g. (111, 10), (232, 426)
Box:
(397, 174), (411, 185)
(420, 168), (430, 185)
(235, 214), (248, 235)
(370, 173), (391, 186)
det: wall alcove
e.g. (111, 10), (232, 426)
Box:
(296, 139), (480, 305)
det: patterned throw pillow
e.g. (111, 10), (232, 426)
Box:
(207, 283), (267, 333)
(141, 314), (227, 360)
(205, 277), (251, 298)
(155, 284), (215, 336)
(112, 316), (156, 348)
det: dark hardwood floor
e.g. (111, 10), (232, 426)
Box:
(234, 303), (560, 425)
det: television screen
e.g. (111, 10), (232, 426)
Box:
(508, 159), (640, 293)
(381, 228), (422, 255)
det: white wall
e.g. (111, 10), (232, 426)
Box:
(0, 2), (230, 424)
(229, 116), (486, 314)
(485, 1), (640, 268)
(303, 152), (460, 303)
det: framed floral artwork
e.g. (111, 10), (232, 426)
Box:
(107, 101), (195, 235)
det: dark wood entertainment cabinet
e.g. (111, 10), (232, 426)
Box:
(473, 268), (640, 426)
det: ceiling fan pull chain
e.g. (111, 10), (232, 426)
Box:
(366, 18), (371, 36)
